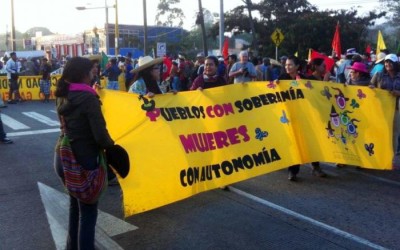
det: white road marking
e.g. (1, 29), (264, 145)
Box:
(22, 112), (60, 126)
(1, 113), (30, 130)
(229, 186), (387, 250)
(8, 128), (60, 137)
(38, 182), (138, 250)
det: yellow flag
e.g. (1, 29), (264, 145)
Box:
(376, 30), (387, 54)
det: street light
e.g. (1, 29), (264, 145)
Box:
(76, 0), (118, 55)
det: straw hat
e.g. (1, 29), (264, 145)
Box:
(375, 52), (386, 63)
(130, 56), (163, 74)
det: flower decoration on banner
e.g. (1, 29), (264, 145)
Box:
(323, 86), (367, 151)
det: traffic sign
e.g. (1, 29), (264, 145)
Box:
(157, 42), (166, 57)
(271, 29), (284, 47)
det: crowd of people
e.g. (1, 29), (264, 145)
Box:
(0, 47), (399, 249)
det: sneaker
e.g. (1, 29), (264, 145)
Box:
(1, 137), (13, 144)
(7, 100), (17, 104)
(311, 165), (327, 177)
(288, 172), (297, 181)
(220, 186), (230, 191)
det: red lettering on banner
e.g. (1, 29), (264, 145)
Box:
(179, 125), (250, 154)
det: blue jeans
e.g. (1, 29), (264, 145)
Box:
(171, 76), (181, 91)
(66, 195), (98, 250)
(106, 80), (119, 90)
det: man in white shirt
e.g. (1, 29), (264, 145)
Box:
(5, 52), (22, 104)
(228, 51), (257, 83)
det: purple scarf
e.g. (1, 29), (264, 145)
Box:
(69, 83), (97, 95)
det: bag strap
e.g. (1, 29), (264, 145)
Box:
(58, 115), (66, 136)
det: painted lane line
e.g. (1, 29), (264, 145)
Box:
(323, 162), (400, 187)
(22, 112), (60, 126)
(344, 168), (400, 187)
(8, 128), (60, 137)
(228, 186), (387, 250)
(38, 182), (137, 250)
(1, 113), (30, 130)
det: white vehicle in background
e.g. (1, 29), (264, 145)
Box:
(4, 50), (46, 59)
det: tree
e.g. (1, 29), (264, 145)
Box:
(209, 0), (385, 58)
(155, 0), (185, 27)
(380, 0), (400, 24)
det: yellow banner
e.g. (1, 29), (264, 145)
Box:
(0, 75), (61, 101)
(0, 75), (119, 101)
(100, 80), (394, 217)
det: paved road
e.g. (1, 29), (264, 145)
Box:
(1, 101), (399, 250)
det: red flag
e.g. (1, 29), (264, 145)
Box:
(365, 44), (372, 62)
(365, 44), (371, 54)
(310, 49), (335, 73)
(222, 37), (229, 64)
(162, 56), (172, 81)
(331, 22), (341, 58)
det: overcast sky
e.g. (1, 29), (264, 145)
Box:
(1, 0), (381, 35)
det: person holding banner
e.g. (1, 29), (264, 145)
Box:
(190, 56), (227, 90)
(128, 56), (164, 97)
(370, 54), (400, 155)
(278, 55), (328, 180)
(306, 58), (332, 177)
(346, 62), (371, 86)
(39, 58), (52, 103)
(278, 55), (307, 181)
(5, 52), (22, 104)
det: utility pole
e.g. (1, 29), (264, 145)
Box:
(143, 0), (148, 56)
(198, 0), (208, 56)
(115, 0), (119, 56)
(11, 0), (16, 51)
(105, 0), (109, 54)
(219, 0), (224, 52)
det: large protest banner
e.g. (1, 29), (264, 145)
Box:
(100, 80), (394, 217)
(0, 75), (113, 101)
(0, 75), (60, 101)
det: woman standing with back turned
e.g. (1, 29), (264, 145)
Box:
(54, 57), (115, 250)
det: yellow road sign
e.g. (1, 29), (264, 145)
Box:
(271, 29), (284, 47)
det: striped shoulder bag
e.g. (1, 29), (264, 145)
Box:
(59, 116), (108, 204)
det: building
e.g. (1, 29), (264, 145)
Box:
(32, 24), (185, 59)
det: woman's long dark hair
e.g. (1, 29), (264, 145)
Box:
(138, 63), (162, 94)
(55, 57), (93, 97)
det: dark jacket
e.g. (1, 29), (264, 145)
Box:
(190, 74), (227, 90)
(57, 91), (114, 169)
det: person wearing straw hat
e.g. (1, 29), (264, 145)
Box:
(128, 56), (164, 97)
(370, 52), (386, 77)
